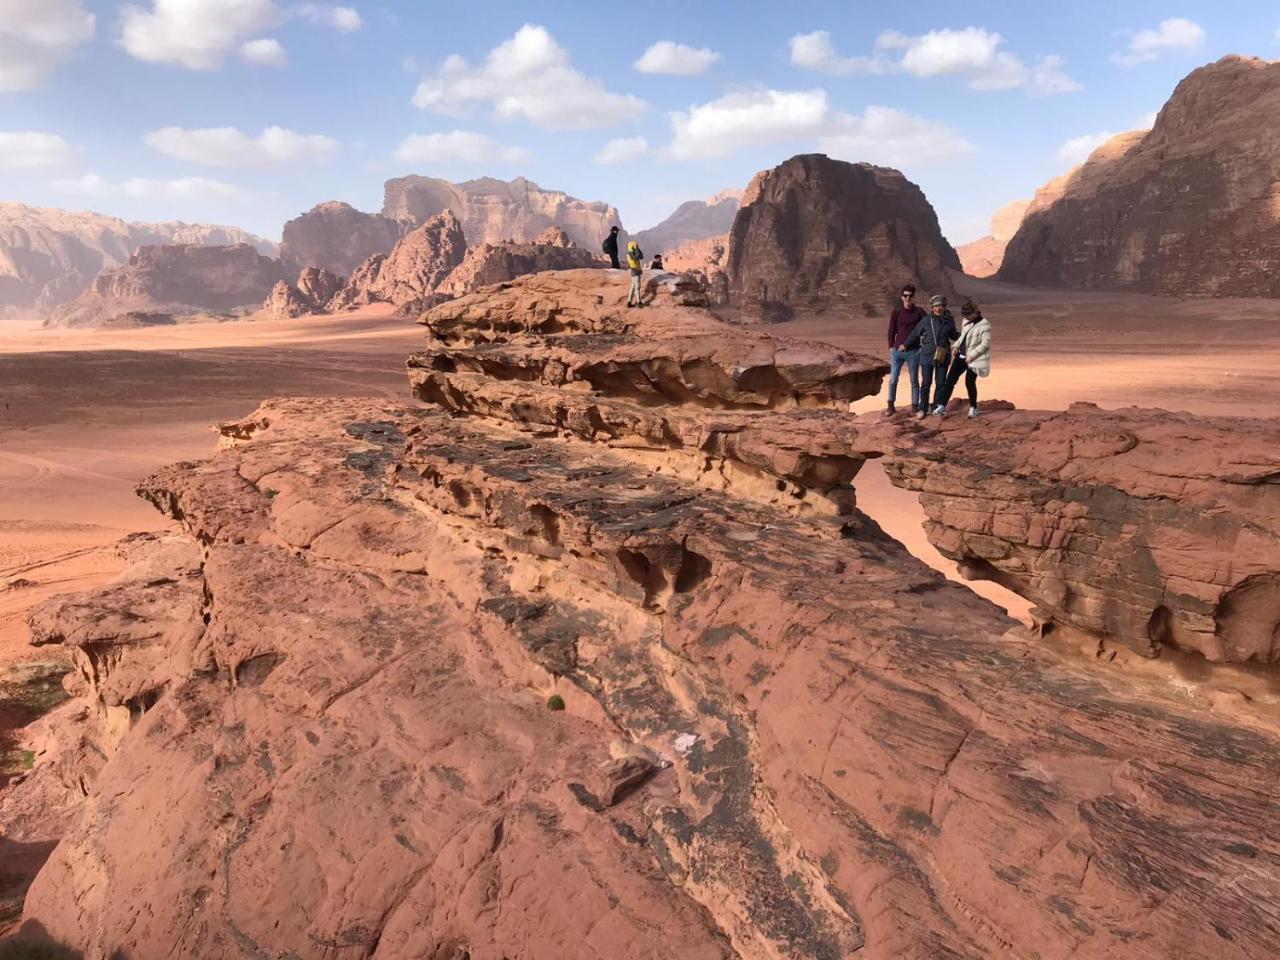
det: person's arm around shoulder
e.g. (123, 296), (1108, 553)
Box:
(902, 315), (925, 350)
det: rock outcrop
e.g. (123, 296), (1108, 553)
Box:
(664, 234), (729, 306)
(382, 175), (621, 249)
(726, 154), (959, 321)
(279, 201), (407, 277)
(10, 268), (1280, 959)
(998, 56), (1280, 295)
(632, 191), (742, 255)
(436, 227), (604, 297)
(259, 267), (346, 319)
(0, 203), (274, 311)
(955, 200), (1030, 277)
(329, 211), (467, 314)
(47, 244), (289, 328)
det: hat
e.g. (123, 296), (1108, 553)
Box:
(610, 225), (620, 232)
(929, 294), (947, 307)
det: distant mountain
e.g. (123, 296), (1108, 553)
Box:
(632, 190), (742, 255)
(382, 175), (622, 250)
(955, 200), (1031, 278)
(279, 201), (407, 277)
(998, 55), (1280, 295)
(0, 203), (275, 310)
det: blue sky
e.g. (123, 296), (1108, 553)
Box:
(2, 1), (1276, 245)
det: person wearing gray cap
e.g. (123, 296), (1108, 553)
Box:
(901, 294), (958, 419)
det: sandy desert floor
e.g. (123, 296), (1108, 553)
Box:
(2, 276), (1277, 668)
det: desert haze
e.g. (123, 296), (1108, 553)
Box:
(2, 8), (1279, 959)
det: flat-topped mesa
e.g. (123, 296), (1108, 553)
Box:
(867, 403), (1280, 665)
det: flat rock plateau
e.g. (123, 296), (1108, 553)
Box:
(4, 268), (1277, 959)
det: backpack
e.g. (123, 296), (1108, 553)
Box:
(602, 239), (610, 253)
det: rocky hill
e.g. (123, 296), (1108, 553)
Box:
(382, 175), (621, 249)
(0, 203), (275, 311)
(328, 211), (468, 314)
(955, 200), (1030, 277)
(8, 268), (1278, 958)
(47, 244), (288, 328)
(436, 227), (604, 297)
(278, 201), (407, 277)
(632, 190), (742, 255)
(998, 56), (1280, 295)
(726, 154), (959, 321)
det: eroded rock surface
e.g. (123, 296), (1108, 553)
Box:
(436, 227), (604, 297)
(331, 211), (467, 314)
(726, 154), (959, 321)
(998, 56), (1280, 295)
(11, 270), (1280, 959)
(279, 201), (407, 277)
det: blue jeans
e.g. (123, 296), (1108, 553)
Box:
(887, 348), (920, 409)
(920, 356), (950, 410)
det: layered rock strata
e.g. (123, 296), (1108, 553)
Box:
(11, 270), (1280, 958)
(726, 154), (959, 321)
(998, 56), (1280, 295)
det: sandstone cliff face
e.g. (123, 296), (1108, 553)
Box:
(328, 211), (467, 313)
(48, 244), (289, 328)
(0, 203), (275, 310)
(11, 268), (1280, 959)
(260, 267), (346, 319)
(726, 154), (959, 321)
(663, 234), (729, 306)
(955, 199), (1030, 277)
(279, 201), (407, 277)
(632, 191), (742, 255)
(998, 56), (1280, 295)
(382, 175), (621, 249)
(436, 227), (604, 297)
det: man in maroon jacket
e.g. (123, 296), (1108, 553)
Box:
(885, 283), (926, 415)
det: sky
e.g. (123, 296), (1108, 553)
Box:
(1, 1), (1277, 246)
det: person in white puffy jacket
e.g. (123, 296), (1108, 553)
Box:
(931, 299), (992, 419)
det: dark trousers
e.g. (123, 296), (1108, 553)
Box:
(936, 357), (978, 408)
(608, 254), (620, 269)
(919, 356), (949, 409)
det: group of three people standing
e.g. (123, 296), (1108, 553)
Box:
(886, 283), (992, 420)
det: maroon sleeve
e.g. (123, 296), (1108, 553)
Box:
(887, 308), (896, 348)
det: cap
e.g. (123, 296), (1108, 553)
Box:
(929, 294), (947, 307)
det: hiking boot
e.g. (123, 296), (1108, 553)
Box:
(885, 402), (895, 416)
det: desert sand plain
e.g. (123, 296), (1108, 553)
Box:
(3, 271), (1276, 669)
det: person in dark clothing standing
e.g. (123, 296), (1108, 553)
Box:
(903, 294), (958, 419)
(885, 283), (927, 416)
(932, 299), (992, 419)
(602, 225), (621, 269)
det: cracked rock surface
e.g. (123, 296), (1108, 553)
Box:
(10, 269), (1280, 959)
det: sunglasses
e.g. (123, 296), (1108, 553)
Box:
(901, 293), (914, 299)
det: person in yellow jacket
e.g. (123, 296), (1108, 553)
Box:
(626, 239), (645, 308)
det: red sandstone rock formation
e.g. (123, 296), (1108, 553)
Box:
(663, 234), (729, 306)
(8, 270), (1280, 958)
(330, 211), (467, 313)
(998, 56), (1280, 295)
(279, 200), (407, 277)
(726, 154), (959, 322)
(435, 227), (604, 297)
(0, 203), (274, 311)
(632, 191), (741, 255)
(955, 200), (1031, 277)
(382, 175), (622, 250)
(259, 267), (345, 319)
(47, 244), (288, 328)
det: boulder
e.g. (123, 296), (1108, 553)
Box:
(997, 56), (1280, 295)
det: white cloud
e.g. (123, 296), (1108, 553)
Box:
(790, 27), (1079, 94)
(294, 4), (362, 32)
(52, 173), (244, 201)
(144, 126), (339, 167)
(594, 136), (649, 164)
(393, 131), (529, 164)
(788, 31), (893, 76)
(1113, 18), (1205, 66)
(240, 37), (286, 66)
(818, 106), (974, 167)
(413, 24), (647, 129)
(1134, 110), (1158, 130)
(633, 41), (720, 75)
(0, 132), (79, 169)
(120, 0), (279, 69)
(1056, 131), (1115, 165)
(0, 0), (95, 91)
(668, 88), (831, 159)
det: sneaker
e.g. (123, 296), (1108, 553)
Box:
(626, 302), (635, 309)
(967, 406), (979, 419)
(915, 409), (926, 420)
(933, 405), (946, 417)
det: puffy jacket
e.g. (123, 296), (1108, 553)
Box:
(626, 241), (644, 273)
(954, 317), (992, 376)
(903, 310), (958, 361)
